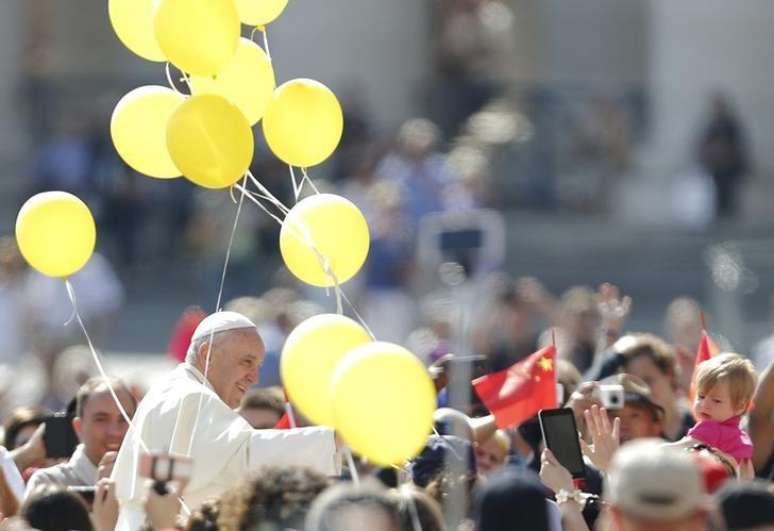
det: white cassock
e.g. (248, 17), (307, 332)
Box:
(112, 363), (339, 531)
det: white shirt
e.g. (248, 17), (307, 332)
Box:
(112, 363), (339, 530)
(25, 444), (98, 497)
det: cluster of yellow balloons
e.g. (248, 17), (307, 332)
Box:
(281, 315), (436, 466)
(108, 0), (344, 189)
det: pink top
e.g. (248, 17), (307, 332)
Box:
(687, 415), (753, 461)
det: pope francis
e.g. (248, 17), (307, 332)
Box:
(112, 311), (339, 530)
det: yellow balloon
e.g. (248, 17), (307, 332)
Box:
(111, 86), (184, 179)
(153, 0), (239, 76)
(262, 79), (343, 167)
(235, 0), (288, 25)
(108, 0), (166, 61)
(280, 194), (369, 287)
(15, 192), (96, 278)
(333, 342), (436, 466)
(167, 94), (254, 189)
(281, 314), (371, 426)
(190, 38), (275, 125)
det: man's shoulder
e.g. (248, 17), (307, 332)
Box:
(26, 462), (83, 495)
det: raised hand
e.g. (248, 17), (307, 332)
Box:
(596, 283), (632, 340)
(580, 405), (620, 472)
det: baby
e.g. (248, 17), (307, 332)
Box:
(686, 353), (757, 464)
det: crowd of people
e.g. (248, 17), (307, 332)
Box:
(0, 268), (771, 530)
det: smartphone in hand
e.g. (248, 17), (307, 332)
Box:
(43, 413), (78, 459)
(538, 408), (586, 479)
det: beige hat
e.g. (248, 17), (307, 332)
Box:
(604, 439), (709, 521)
(190, 311), (257, 343)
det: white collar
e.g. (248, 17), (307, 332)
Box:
(181, 363), (215, 392)
(69, 444), (98, 484)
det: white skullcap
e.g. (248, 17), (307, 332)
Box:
(190, 311), (257, 343)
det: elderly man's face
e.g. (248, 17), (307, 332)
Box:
(200, 330), (265, 408)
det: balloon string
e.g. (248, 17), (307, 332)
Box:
(246, 170), (290, 213)
(241, 171), (374, 336)
(250, 25), (272, 62)
(407, 492), (423, 531)
(65, 279), (196, 514)
(344, 446), (359, 486)
(284, 402), (297, 428)
(300, 167), (321, 195)
(186, 174), (248, 458)
(164, 62), (177, 92)
(289, 166), (303, 202)
(65, 279), (141, 435)
(262, 26), (272, 63)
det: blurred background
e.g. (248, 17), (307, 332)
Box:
(2, 0), (774, 411)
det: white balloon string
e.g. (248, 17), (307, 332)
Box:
(262, 26), (272, 63)
(289, 166), (303, 202)
(66, 282), (193, 515)
(300, 167), (321, 195)
(65, 279), (135, 429)
(284, 402), (297, 429)
(215, 174), (248, 313)
(339, 289), (376, 340)
(186, 175), (248, 458)
(407, 492), (423, 531)
(246, 170), (290, 213)
(344, 446), (360, 486)
(164, 62), (177, 92)
(234, 183), (286, 226)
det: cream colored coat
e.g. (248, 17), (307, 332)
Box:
(112, 363), (339, 530)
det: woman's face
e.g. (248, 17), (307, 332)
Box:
(625, 354), (675, 409)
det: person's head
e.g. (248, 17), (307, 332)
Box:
(693, 353), (757, 423)
(409, 435), (477, 488)
(305, 481), (403, 531)
(716, 480), (774, 531)
(397, 118), (439, 160)
(73, 377), (137, 466)
(186, 311), (266, 408)
(473, 468), (551, 531)
(475, 430), (510, 476)
(602, 374), (665, 443)
(604, 439), (710, 531)
(614, 333), (679, 410)
(2, 406), (45, 450)
(21, 486), (94, 531)
(392, 485), (445, 531)
(238, 387), (285, 429)
(218, 466), (329, 530)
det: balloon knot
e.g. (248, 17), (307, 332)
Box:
(257, 25), (266, 33)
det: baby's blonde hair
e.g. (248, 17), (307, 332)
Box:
(695, 353), (757, 410)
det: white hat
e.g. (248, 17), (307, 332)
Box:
(604, 439), (709, 521)
(190, 311), (257, 343)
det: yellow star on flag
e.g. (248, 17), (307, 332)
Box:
(538, 356), (553, 372)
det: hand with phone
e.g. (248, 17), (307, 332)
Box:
(538, 408), (586, 479)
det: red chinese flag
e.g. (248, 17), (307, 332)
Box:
(689, 330), (720, 401)
(472, 346), (557, 429)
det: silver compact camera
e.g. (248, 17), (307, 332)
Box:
(595, 384), (625, 409)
